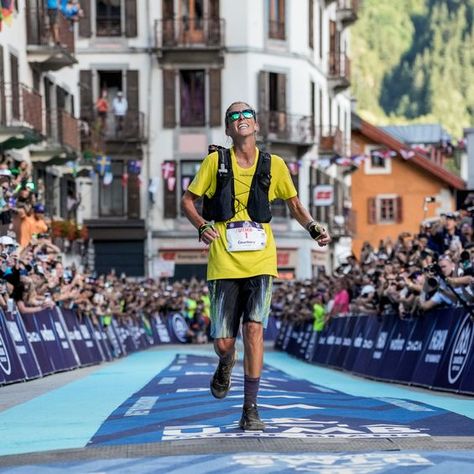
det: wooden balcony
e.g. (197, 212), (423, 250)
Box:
(258, 111), (316, 146)
(155, 17), (225, 63)
(25, 0), (76, 71)
(59, 110), (80, 151)
(328, 52), (351, 93)
(0, 83), (44, 149)
(337, 0), (360, 27)
(318, 126), (344, 156)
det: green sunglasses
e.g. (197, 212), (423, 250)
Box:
(226, 108), (256, 123)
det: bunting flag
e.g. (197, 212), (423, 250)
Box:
(96, 155), (111, 176)
(161, 161), (175, 179)
(148, 177), (159, 204)
(400, 148), (415, 160)
(121, 172), (129, 188)
(287, 161), (300, 176)
(181, 176), (191, 192)
(103, 171), (113, 186)
(127, 160), (142, 175)
(371, 148), (397, 159)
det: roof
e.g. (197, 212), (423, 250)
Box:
(380, 123), (451, 145)
(352, 114), (465, 190)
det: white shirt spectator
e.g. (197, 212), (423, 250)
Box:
(112, 94), (128, 116)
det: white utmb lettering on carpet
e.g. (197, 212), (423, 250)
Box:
(124, 397), (159, 416)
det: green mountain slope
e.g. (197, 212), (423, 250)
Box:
(352, 0), (474, 138)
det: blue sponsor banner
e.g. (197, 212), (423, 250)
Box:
(0, 309), (25, 384)
(341, 316), (369, 371)
(274, 319), (288, 350)
(3, 309), (41, 380)
(311, 323), (331, 365)
(395, 315), (435, 383)
(351, 316), (382, 376)
(21, 310), (55, 375)
(372, 315), (414, 381)
(107, 321), (124, 358)
(49, 308), (79, 371)
(434, 311), (474, 392)
(152, 314), (172, 344)
(78, 316), (103, 363)
(61, 308), (97, 365)
(167, 313), (190, 344)
(285, 322), (304, 358)
(325, 317), (349, 367)
(333, 317), (357, 368)
(85, 316), (112, 361)
(264, 316), (280, 341)
(460, 325), (474, 394)
(410, 308), (459, 388)
(87, 354), (474, 447)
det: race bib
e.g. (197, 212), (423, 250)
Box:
(226, 221), (267, 252)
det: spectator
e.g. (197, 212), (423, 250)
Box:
(61, 0), (84, 24)
(428, 212), (465, 254)
(46, 0), (60, 46)
(95, 90), (109, 132)
(112, 91), (128, 135)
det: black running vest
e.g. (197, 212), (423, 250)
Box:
(202, 148), (272, 223)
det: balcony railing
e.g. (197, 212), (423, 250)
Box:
(58, 110), (80, 150)
(337, 0), (360, 26)
(0, 82), (43, 134)
(258, 111), (316, 145)
(155, 17), (225, 49)
(328, 52), (351, 91)
(318, 126), (344, 156)
(81, 109), (146, 152)
(25, 2), (75, 55)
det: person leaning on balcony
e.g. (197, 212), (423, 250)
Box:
(112, 91), (128, 136)
(46, 0), (61, 46)
(181, 100), (331, 432)
(95, 90), (109, 133)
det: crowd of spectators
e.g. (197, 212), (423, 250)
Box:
(273, 200), (474, 331)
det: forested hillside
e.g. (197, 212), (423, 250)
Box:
(351, 0), (474, 138)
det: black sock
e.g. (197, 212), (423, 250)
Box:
(244, 375), (260, 407)
(220, 350), (234, 365)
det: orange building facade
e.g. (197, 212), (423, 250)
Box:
(351, 115), (465, 257)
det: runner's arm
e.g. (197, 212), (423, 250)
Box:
(181, 191), (219, 244)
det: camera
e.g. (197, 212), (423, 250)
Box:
(424, 263), (442, 275)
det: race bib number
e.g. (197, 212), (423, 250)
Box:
(226, 221), (267, 252)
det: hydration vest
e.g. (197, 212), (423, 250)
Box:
(202, 147), (272, 223)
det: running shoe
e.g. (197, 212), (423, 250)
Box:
(210, 351), (236, 399)
(239, 403), (265, 431)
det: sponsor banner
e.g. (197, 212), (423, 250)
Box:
(49, 308), (79, 371)
(264, 316), (280, 341)
(296, 323), (313, 360)
(410, 308), (459, 388)
(285, 322), (304, 358)
(341, 316), (369, 372)
(3, 309), (41, 380)
(395, 315), (435, 383)
(434, 312), (474, 392)
(274, 319), (288, 350)
(281, 322), (293, 352)
(311, 323), (331, 365)
(325, 317), (349, 367)
(0, 309), (26, 384)
(61, 308), (98, 366)
(106, 321), (124, 358)
(460, 331), (474, 394)
(152, 314), (172, 344)
(167, 313), (190, 344)
(85, 316), (112, 362)
(87, 354), (474, 446)
(351, 316), (383, 376)
(333, 316), (357, 368)
(20, 310), (56, 375)
(372, 315), (413, 381)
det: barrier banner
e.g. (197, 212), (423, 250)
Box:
(395, 315), (435, 382)
(0, 310), (26, 384)
(341, 316), (369, 372)
(351, 316), (383, 376)
(274, 319), (287, 350)
(113, 320), (133, 354)
(325, 317), (349, 367)
(304, 328), (318, 361)
(106, 321), (124, 358)
(85, 316), (112, 361)
(460, 325), (474, 394)
(264, 316), (280, 341)
(285, 322), (303, 357)
(167, 313), (190, 343)
(21, 311), (56, 375)
(312, 323), (331, 365)
(152, 314), (171, 344)
(281, 322), (294, 352)
(48, 308), (79, 371)
(434, 311), (474, 392)
(411, 308), (459, 388)
(297, 322), (313, 360)
(78, 316), (103, 363)
(3, 309), (41, 380)
(333, 316), (357, 368)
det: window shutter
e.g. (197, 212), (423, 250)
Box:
(396, 196), (403, 223)
(367, 197), (376, 224)
(125, 0), (137, 38)
(128, 172), (140, 218)
(163, 160), (177, 218)
(277, 73), (286, 111)
(163, 70), (176, 128)
(79, 70), (93, 122)
(0, 46), (5, 126)
(258, 71), (269, 135)
(126, 70), (139, 135)
(209, 69), (221, 127)
(79, 0), (92, 38)
(309, 0), (314, 49)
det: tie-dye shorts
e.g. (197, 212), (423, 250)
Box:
(207, 275), (273, 339)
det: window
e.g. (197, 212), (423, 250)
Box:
(364, 147), (392, 175)
(180, 69), (205, 127)
(268, 0), (285, 40)
(96, 0), (122, 36)
(99, 161), (127, 216)
(368, 196), (402, 224)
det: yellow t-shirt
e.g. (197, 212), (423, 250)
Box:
(188, 147), (297, 280)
